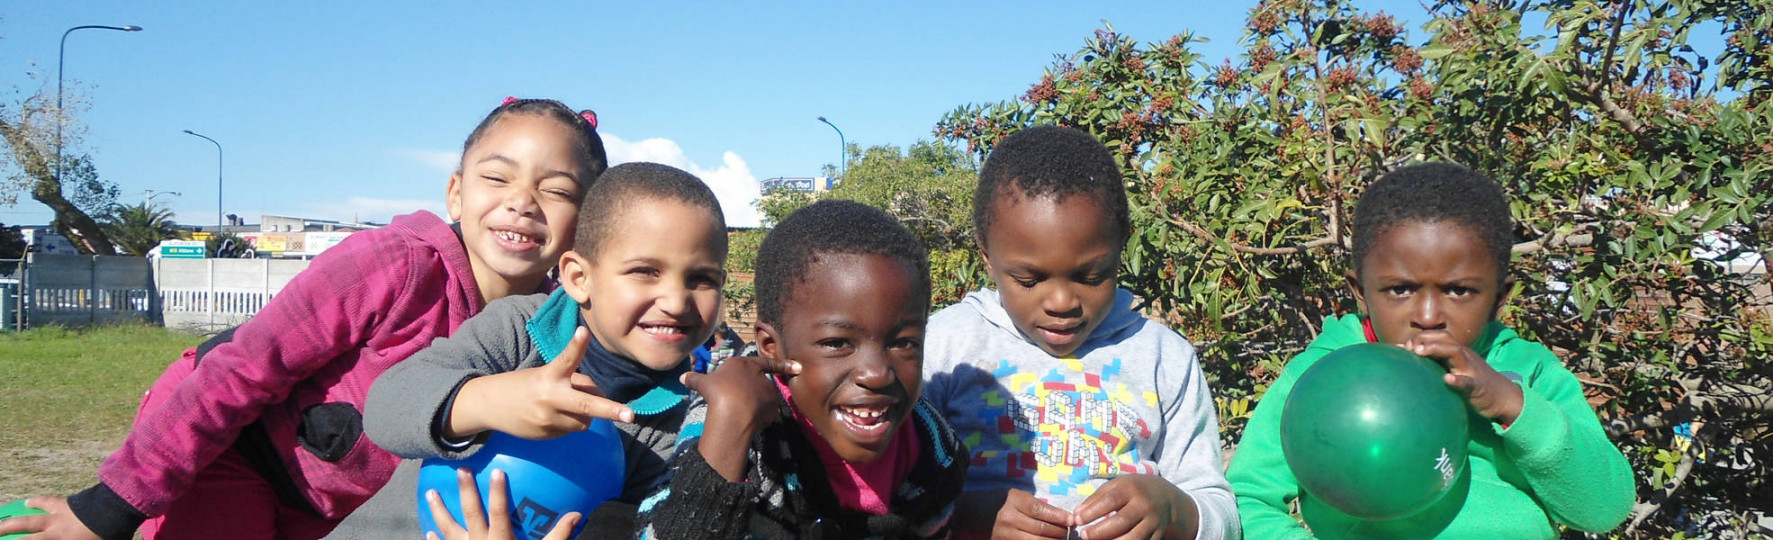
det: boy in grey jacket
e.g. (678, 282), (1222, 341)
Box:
(364, 163), (735, 536)
(922, 126), (1239, 539)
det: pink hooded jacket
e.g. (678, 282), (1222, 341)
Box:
(83, 211), (484, 534)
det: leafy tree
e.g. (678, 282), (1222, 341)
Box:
(0, 221), (23, 274)
(753, 141), (990, 305)
(205, 231), (249, 259)
(0, 72), (122, 255)
(936, 1), (1771, 536)
(102, 202), (180, 256)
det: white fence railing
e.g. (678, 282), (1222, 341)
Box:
(6, 254), (311, 333)
(154, 257), (310, 333)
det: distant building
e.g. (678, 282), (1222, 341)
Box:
(18, 227), (78, 254)
(182, 214), (384, 259)
(760, 176), (834, 193)
(260, 214), (382, 233)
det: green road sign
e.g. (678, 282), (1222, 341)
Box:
(159, 240), (207, 259)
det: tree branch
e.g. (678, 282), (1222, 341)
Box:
(1604, 383), (1773, 437)
(898, 215), (956, 235)
(1627, 445), (1695, 533)
(1511, 232), (1595, 253)
(1165, 215), (1345, 255)
(1593, 89), (1646, 134)
(1597, 2), (1632, 92)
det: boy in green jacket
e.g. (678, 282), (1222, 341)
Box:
(1226, 163), (1635, 538)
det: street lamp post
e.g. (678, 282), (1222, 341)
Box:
(56, 25), (142, 190)
(182, 130), (222, 233)
(817, 116), (846, 180)
(144, 189), (181, 207)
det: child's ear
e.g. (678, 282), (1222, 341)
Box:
(1344, 270), (1368, 314)
(445, 172), (464, 222)
(975, 235), (994, 271)
(753, 322), (781, 360)
(1491, 274), (1518, 320)
(557, 251), (594, 305)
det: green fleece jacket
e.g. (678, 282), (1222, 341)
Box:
(1226, 315), (1635, 539)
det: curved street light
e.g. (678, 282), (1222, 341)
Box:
(144, 189), (181, 207)
(56, 25), (142, 189)
(182, 130), (222, 233)
(817, 116), (846, 181)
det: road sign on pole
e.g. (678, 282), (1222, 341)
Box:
(158, 240), (207, 259)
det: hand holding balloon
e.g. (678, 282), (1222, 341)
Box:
(1279, 343), (1471, 521)
(423, 468), (579, 540)
(1404, 334), (1524, 426)
(0, 497), (98, 540)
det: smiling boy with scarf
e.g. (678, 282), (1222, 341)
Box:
(365, 163), (736, 536)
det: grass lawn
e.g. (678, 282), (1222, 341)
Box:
(0, 324), (201, 503)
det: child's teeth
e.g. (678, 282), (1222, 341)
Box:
(841, 406), (883, 418)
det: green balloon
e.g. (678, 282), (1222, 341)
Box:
(1, 499), (47, 540)
(1280, 343), (1471, 521)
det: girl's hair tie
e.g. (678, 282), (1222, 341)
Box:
(579, 110), (598, 129)
(501, 96), (519, 106)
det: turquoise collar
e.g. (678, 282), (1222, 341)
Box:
(524, 289), (690, 416)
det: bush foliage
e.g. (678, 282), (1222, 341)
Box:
(749, 0), (1772, 535)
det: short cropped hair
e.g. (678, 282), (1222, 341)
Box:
(1352, 162), (1514, 276)
(755, 200), (930, 327)
(574, 162), (726, 258)
(973, 125), (1130, 249)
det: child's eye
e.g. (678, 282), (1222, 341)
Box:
(480, 175), (508, 184)
(1446, 286), (1475, 298)
(689, 274), (724, 289)
(1078, 273), (1112, 286)
(891, 337), (922, 350)
(627, 267), (661, 278)
(1383, 285), (1413, 296)
(1010, 275), (1040, 289)
(542, 188), (576, 200)
(817, 339), (851, 351)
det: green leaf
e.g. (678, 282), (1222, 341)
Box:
(1419, 43), (1455, 59)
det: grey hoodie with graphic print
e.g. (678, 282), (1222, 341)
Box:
(922, 287), (1240, 540)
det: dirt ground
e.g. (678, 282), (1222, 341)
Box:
(0, 434), (124, 503)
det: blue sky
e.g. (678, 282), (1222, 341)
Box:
(0, 1), (1597, 228)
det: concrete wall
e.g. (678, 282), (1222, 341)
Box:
(155, 258), (310, 333)
(22, 254), (156, 327)
(5, 255), (316, 333)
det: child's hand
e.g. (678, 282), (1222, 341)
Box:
(1404, 335), (1525, 425)
(1073, 475), (1198, 540)
(423, 468), (579, 540)
(450, 327), (634, 440)
(953, 488), (1074, 540)
(0, 496), (101, 540)
(681, 356), (802, 482)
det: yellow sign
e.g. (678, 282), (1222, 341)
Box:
(256, 233), (289, 252)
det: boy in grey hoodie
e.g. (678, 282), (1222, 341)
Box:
(923, 126), (1238, 540)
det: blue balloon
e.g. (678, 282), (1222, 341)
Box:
(416, 420), (626, 539)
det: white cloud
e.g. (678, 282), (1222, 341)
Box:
(601, 134), (761, 227)
(318, 135), (756, 228)
(392, 148), (462, 175)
